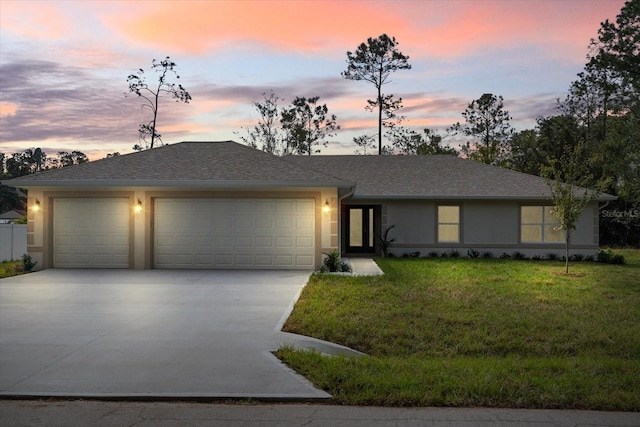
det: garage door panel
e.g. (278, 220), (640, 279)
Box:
(276, 218), (293, 230)
(155, 198), (315, 269)
(256, 201), (276, 214)
(295, 255), (314, 267)
(276, 200), (295, 213)
(255, 236), (273, 247)
(53, 198), (130, 268)
(236, 236), (253, 247)
(276, 236), (293, 248)
(296, 236), (314, 248)
(255, 255), (273, 266)
(296, 217), (314, 230)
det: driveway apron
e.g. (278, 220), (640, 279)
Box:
(0, 270), (330, 399)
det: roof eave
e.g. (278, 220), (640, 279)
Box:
(4, 180), (355, 189)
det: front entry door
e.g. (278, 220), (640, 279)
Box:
(346, 206), (376, 254)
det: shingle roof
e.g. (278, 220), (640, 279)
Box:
(4, 141), (351, 188)
(4, 141), (615, 201)
(285, 155), (616, 201)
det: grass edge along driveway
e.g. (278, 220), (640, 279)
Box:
(277, 250), (640, 410)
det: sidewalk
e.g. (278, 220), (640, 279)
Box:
(1, 400), (638, 426)
(344, 258), (384, 276)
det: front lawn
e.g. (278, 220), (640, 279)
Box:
(0, 260), (22, 279)
(277, 251), (640, 410)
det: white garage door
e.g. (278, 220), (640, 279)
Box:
(154, 198), (315, 269)
(53, 198), (130, 268)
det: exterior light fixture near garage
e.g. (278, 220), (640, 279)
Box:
(323, 199), (331, 213)
(134, 199), (143, 213)
(32, 198), (40, 213)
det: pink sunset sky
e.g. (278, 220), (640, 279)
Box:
(0, 0), (627, 159)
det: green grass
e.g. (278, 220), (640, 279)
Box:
(0, 260), (22, 279)
(277, 250), (640, 410)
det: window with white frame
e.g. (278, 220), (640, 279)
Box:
(438, 205), (460, 243)
(520, 206), (564, 243)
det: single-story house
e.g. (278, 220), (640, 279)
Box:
(3, 141), (615, 270)
(0, 209), (26, 224)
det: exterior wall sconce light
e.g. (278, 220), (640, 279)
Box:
(32, 198), (40, 213)
(322, 199), (331, 213)
(134, 199), (143, 213)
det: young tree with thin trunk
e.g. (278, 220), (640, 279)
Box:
(542, 144), (606, 274)
(126, 57), (191, 151)
(342, 34), (411, 155)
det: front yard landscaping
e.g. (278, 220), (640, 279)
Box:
(277, 249), (640, 410)
(0, 260), (22, 279)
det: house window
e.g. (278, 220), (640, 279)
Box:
(520, 206), (564, 243)
(438, 205), (460, 243)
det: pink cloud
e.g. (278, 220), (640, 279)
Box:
(104, 0), (404, 55)
(0, 1), (70, 39)
(398, 0), (624, 58)
(102, 0), (624, 62)
(0, 102), (18, 117)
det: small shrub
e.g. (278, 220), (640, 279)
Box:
(14, 215), (28, 224)
(570, 254), (585, 262)
(512, 251), (528, 260)
(339, 260), (352, 272)
(547, 253), (559, 261)
(481, 251), (494, 259)
(320, 250), (352, 273)
(21, 254), (37, 272)
(447, 249), (460, 258)
(316, 264), (329, 273)
(427, 251), (439, 258)
(410, 251), (421, 258)
(467, 249), (480, 259)
(378, 225), (395, 258)
(597, 249), (613, 263)
(597, 249), (624, 264)
(500, 252), (511, 259)
(532, 255), (544, 261)
(584, 255), (595, 262)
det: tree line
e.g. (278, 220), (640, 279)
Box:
(0, 150), (122, 212)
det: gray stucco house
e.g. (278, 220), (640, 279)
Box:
(5, 141), (615, 270)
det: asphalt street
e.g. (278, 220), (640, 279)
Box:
(1, 400), (639, 427)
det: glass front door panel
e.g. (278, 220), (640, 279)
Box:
(349, 208), (363, 247)
(369, 208), (374, 247)
(347, 206), (375, 253)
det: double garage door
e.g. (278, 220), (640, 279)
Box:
(154, 198), (315, 269)
(52, 198), (315, 269)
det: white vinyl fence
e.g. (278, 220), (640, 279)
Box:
(0, 224), (27, 262)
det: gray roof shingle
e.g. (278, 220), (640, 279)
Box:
(5, 141), (351, 188)
(284, 154), (616, 200)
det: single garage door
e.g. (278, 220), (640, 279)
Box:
(154, 198), (315, 269)
(53, 198), (130, 268)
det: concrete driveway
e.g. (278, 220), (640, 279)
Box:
(0, 269), (331, 399)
